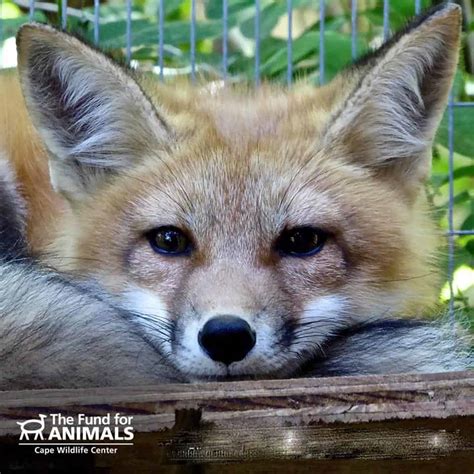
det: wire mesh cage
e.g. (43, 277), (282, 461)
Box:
(0, 0), (473, 322)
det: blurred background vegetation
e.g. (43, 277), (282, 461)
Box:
(0, 0), (473, 320)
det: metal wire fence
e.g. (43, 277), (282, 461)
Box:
(0, 0), (473, 320)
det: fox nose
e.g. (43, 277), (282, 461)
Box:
(198, 315), (256, 365)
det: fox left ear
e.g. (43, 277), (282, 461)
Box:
(323, 4), (461, 196)
(16, 23), (172, 203)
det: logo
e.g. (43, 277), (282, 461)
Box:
(17, 415), (47, 441)
(17, 413), (134, 455)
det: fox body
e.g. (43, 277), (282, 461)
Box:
(0, 4), (471, 387)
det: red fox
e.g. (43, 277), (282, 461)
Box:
(0, 3), (471, 388)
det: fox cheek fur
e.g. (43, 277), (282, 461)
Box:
(6, 4), (462, 378)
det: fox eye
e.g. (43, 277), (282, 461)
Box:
(275, 227), (327, 257)
(147, 226), (192, 256)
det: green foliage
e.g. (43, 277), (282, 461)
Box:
(0, 0), (472, 314)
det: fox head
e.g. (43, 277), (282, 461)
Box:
(16, 4), (461, 380)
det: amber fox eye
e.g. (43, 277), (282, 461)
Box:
(147, 226), (192, 256)
(275, 227), (327, 257)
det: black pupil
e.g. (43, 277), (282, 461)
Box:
(278, 227), (324, 256)
(151, 227), (189, 254)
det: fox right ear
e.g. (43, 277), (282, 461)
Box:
(322, 4), (461, 198)
(16, 23), (172, 203)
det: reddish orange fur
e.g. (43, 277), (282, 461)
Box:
(0, 69), (63, 252)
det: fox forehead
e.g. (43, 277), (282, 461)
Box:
(96, 79), (367, 229)
(103, 136), (367, 236)
(141, 78), (349, 146)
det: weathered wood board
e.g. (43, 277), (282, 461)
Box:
(0, 371), (472, 472)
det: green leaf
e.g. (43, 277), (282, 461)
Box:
(93, 5), (256, 49)
(437, 108), (474, 159)
(461, 213), (474, 232)
(240, 2), (284, 39)
(93, 19), (221, 48)
(259, 33), (315, 77)
(0, 12), (46, 38)
(438, 165), (474, 186)
(163, 0), (187, 16)
(453, 191), (472, 206)
(205, 0), (255, 20)
(255, 30), (359, 80)
(324, 31), (360, 81)
(465, 239), (474, 257)
(240, 0), (318, 39)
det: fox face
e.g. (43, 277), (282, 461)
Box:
(15, 4), (460, 380)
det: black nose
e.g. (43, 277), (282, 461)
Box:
(198, 315), (256, 365)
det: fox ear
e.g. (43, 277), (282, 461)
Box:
(324, 4), (461, 196)
(16, 23), (172, 202)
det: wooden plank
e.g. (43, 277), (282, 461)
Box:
(0, 372), (472, 470)
(0, 371), (472, 435)
(0, 371), (472, 407)
(0, 415), (473, 470)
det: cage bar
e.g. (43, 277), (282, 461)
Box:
(61, 0), (67, 29)
(319, 0), (326, 85)
(351, 0), (358, 59)
(287, 0), (293, 85)
(449, 230), (474, 236)
(126, 0), (132, 63)
(158, 0), (164, 81)
(223, 0), (228, 79)
(29, 0), (35, 22)
(0, 0), (3, 50)
(255, 0), (261, 86)
(383, 0), (390, 41)
(415, 0), (421, 15)
(447, 91), (455, 320)
(190, 0), (196, 82)
(94, 0), (100, 45)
